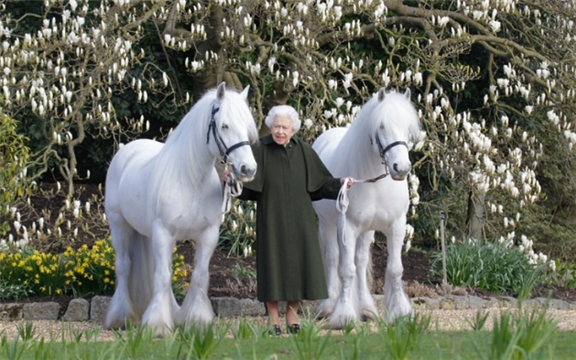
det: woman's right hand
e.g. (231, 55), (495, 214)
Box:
(341, 177), (355, 189)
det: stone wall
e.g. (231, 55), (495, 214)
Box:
(1, 295), (575, 323)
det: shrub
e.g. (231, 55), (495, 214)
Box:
(430, 238), (547, 297)
(62, 240), (117, 295)
(0, 238), (188, 300)
(0, 113), (32, 237)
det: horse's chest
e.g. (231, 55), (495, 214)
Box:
(159, 187), (221, 237)
(350, 184), (408, 224)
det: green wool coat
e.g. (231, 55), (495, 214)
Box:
(239, 134), (342, 302)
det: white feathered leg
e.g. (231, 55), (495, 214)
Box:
(176, 226), (218, 329)
(355, 231), (378, 320)
(141, 220), (176, 336)
(383, 218), (413, 322)
(329, 225), (360, 328)
(104, 215), (137, 330)
(316, 220), (340, 318)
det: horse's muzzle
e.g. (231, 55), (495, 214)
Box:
(236, 164), (257, 182)
(391, 162), (411, 181)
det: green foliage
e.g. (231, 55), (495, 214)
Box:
(377, 313), (431, 360)
(116, 324), (155, 359)
(516, 202), (576, 265)
(468, 310), (490, 331)
(548, 261), (576, 289)
(175, 323), (229, 360)
(0, 278), (34, 300)
(2, 334), (26, 360)
(219, 200), (256, 256)
(0, 113), (32, 236)
(231, 317), (259, 340)
(0, 315), (572, 360)
(474, 308), (558, 360)
(290, 319), (332, 360)
(518, 128), (576, 265)
(62, 241), (116, 296)
(0, 238), (188, 300)
(430, 239), (546, 297)
(17, 322), (37, 342)
(227, 262), (256, 278)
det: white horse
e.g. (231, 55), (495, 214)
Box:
(103, 83), (258, 336)
(312, 88), (423, 328)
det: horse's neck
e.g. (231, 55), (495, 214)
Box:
(157, 132), (218, 189)
(178, 149), (217, 186)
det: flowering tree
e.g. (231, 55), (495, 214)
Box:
(160, 0), (576, 257)
(2, 0), (576, 258)
(0, 0), (181, 195)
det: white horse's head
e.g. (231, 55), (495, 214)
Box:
(208, 83), (258, 182)
(371, 88), (422, 181)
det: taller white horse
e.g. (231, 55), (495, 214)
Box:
(103, 83), (258, 335)
(312, 88), (423, 328)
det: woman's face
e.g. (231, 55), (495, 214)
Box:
(271, 115), (295, 146)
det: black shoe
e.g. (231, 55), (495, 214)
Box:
(288, 323), (300, 334)
(271, 324), (281, 336)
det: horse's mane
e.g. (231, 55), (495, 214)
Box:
(146, 87), (258, 219)
(331, 90), (422, 176)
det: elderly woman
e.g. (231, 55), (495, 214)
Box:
(236, 105), (354, 335)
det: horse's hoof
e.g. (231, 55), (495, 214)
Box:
(104, 319), (131, 331)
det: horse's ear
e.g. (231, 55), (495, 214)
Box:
(216, 82), (226, 102)
(378, 88), (386, 102)
(404, 88), (411, 100)
(240, 85), (250, 102)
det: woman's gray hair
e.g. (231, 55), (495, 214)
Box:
(264, 105), (301, 133)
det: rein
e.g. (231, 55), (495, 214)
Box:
(335, 176), (386, 245)
(221, 164), (243, 220)
(205, 103), (251, 220)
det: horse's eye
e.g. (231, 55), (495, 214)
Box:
(379, 124), (384, 130)
(221, 124), (229, 130)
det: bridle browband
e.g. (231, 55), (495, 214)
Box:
(206, 104), (251, 164)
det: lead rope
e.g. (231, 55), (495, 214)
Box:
(336, 171), (389, 245)
(221, 163), (244, 223)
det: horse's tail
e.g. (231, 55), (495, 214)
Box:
(128, 232), (154, 318)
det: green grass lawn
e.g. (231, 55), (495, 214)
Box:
(2, 309), (571, 360)
(5, 330), (576, 360)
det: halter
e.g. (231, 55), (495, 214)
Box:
(206, 103), (251, 219)
(374, 133), (408, 167)
(206, 104), (251, 165)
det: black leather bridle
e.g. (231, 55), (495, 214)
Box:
(206, 104), (250, 164)
(375, 136), (408, 164)
(365, 132), (409, 181)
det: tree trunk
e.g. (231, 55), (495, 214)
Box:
(466, 190), (485, 241)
